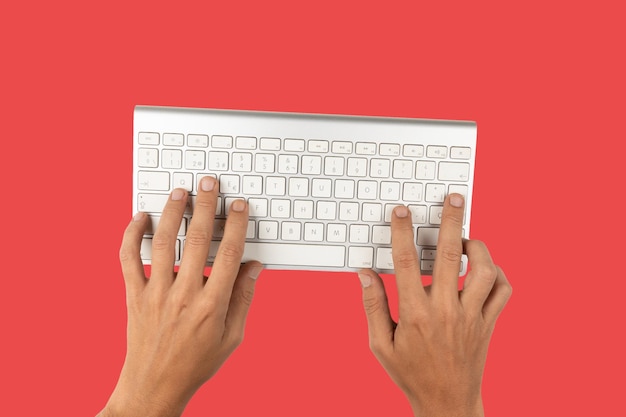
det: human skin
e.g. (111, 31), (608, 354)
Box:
(98, 177), (263, 417)
(358, 194), (512, 417)
(97, 185), (511, 417)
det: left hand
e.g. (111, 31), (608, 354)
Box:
(99, 177), (263, 417)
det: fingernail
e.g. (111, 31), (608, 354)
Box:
(133, 212), (145, 221)
(171, 189), (185, 201)
(231, 200), (246, 212)
(394, 206), (409, 218)
(248, 265), (263, 280)
(450, 194), (464, 208)
(201, 176), (215, 192)
(358, 272), (372, 288)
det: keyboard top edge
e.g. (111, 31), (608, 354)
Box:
(134, 105), (477, 129)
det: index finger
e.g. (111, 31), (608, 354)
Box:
(390, 205), (426, 313)
(431, 193), (465, 301)
(203, 199), (250, 316)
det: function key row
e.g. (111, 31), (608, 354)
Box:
(138, 132), (471, 159)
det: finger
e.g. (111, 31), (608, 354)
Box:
(390, 206), (426, 314)
(119, 212), (149, 295)
(176, 176), (219, 286)
(222, 261), (264, 349)
(482, 266), (512, 323)
(150, 188), (188, 286)
(431, 193), (465, 301)
(459, 239), (498, 311)
(358, 269), (395, 358)
(203, 199), (249, 315)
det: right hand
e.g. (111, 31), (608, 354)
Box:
(357, 194), (512, 417)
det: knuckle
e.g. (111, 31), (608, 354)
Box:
(217, 242), (244, 263)
(151, 234), (172, 251)
(119, 244), (135, 263)
(362, 295), (384, 316)
(393, 250), (419, 270)
(438, 244), (463, 265)
(238, 286), (255, 307)
(443, 209), (464, 226)
(369, 338), (388, 356)
(228, 332), (244, 350)
(194, 197), (215, 210)
(474, 262), (498, 283)
(185, 229), (211, 248)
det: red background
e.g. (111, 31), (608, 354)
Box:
(1, 1), (624, 415)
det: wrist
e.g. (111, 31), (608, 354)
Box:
(99, 381), (188, 417)
(409, 394), (484, 417)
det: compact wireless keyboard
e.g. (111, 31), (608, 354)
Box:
(133, 106), (476, 274)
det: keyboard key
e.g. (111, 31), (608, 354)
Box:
(138, 171), (170, 191)
(258, 221), (279, 240)
(208, 151), (229, 171)
(277, 154), (298, 174)
(375, 247), (394, 270)
(146, 216), (186, 236)
(348, 246), (374, 268)
(304, 223), (324, 241)
(173, 172), (193, 191)
(308, 140), (329, 153)
(380, 143), (400, 156)
(209, 242), (346, 267)
(163, 133), (184, 146)
(349, 224), (369, 243)
(347, 158), (367, 177)
(255, 154), (275, 173)
(188, 134), (208, 147)
(425, 183), (445, 202)
(284, 138), (305, 152)
(355, 142), (376, 155)
(219, 175), (240, 194)
(137, 193), (191, 214)
(288, 177), (309, 197)
(138, 132), (159, 145)
(392, 160), (413, 179)
(438, 162), (470, 181)
(372, 225), (391, 244)
(293, 200), (314, 219)
(357, 181), (377, 200)
(316, 201), (337, 220)
(248, 198), (268, 217)
(403, 144), (424, 157)
(281, 222), (301, 241)
(427, 145), (447, 158)
(311, 179), (332, 198)
(236, 136), (257, 149)
(370, 159), (390, 178)
(416, 161), (436, 180)
(327, 223), (347, 243)
(162, 149), (182, 169)
(324, 156), (345, 176)
(417, 227), (439, 246)
(260, 137), (281, 150)
(212, 135), (233, 148)
(138, 148), (158, 167)
(184, 150), (205, 170)
(332, 141), (352, 154)
(450, 146), (471, 159)
(232, 152), (253, 172)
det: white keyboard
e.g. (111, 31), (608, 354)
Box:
(133, 106), (476, 274)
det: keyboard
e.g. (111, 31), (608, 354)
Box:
(133, 106), (476, 274)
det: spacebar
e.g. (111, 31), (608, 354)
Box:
(209, 242), (346, 267)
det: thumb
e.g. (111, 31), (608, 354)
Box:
(358, 269), (395, 356)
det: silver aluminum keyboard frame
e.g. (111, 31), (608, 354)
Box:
(133, 105), (477, 274)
